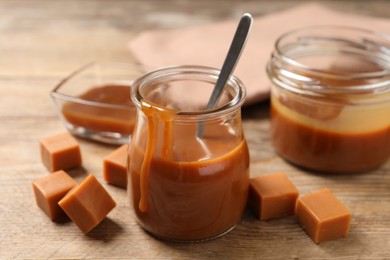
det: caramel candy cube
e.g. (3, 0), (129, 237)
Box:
(249, 173), (299, 220)
(59, 174), (116, 233)
(40, 132), (82, 172)
(295, 188), (351, 243)
(32, 170), (77, 221)
(103, 144), (128, 188)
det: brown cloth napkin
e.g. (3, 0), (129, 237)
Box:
(129, 3), (390, 106)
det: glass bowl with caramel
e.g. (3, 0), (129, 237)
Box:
(267, 26), (390, 174)
(51, 61), (148, 144)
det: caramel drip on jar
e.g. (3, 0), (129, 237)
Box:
(138, 100), (177, 212)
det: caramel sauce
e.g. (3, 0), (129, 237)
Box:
(62, 85), (135, 134)
(138, 101), (177, 212)
(271, 102), (390, 173)
(271, 67), (390, 173)
(129, 101), (249, 240)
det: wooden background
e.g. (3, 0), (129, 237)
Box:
(1, 0), (389, 259)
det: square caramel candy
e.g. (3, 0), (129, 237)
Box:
(249, 173), (299, 220)
(40, 132), (82, 172)
(103, 144), (128, 188)
(295, 188), (351, 244)
(59, 174), (116, 233)
(32, 170), (77, 221)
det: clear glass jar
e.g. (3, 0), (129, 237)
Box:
(267, 26), (390, 174)
(128, 65), (250, 241)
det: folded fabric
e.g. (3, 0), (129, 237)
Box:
(129, 3), (390, 106)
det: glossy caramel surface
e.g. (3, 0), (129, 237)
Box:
(129, 101), (249, 241)
(271, 96), (390, 173)
(62, 85), (135, 134)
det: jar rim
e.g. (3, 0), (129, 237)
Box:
(131, 65), (247, 119)
(270, 25), (390, 95)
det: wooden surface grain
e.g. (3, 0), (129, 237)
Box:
(1, 0), (390, 259)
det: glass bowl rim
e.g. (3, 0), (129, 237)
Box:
(51, 60), (148, 109)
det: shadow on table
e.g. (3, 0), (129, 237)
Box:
(154, 207), (366, 259)
(67, 166), (89, 179)
(86, 217), (124, 242)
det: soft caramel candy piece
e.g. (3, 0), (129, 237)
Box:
(103, 144), (128, 188)
(59, 174), (116, 233)
(40, 132), (82, 172)
(249, 173), (299, 220)
(32, 170), (77, 221)
(295, 188), (351, 243)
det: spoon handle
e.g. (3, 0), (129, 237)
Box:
(206, 13), (253, 110)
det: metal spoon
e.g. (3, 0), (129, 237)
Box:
(198, 13), (253, 137)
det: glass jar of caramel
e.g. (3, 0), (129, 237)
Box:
(267, 26), (390, 174)
(128, 65), (249, 241)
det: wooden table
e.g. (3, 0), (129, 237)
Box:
(1, 1), (389, 259)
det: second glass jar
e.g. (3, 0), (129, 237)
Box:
(267, 26), (390, 174)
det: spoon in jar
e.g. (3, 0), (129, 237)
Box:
(198, 13), (253, 137)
